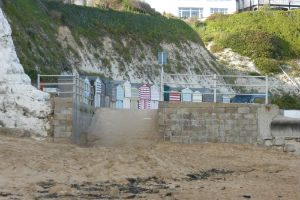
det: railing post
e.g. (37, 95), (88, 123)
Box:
(265, 75), (269, 105)
(160, 66), (164, 101)
(213, 74), (217, 103)
(72, 74), (77, 143)
(37, 74), (40, 90)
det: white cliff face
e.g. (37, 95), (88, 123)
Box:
(57, 26), (221, 85)
(0, 9), (51, 136)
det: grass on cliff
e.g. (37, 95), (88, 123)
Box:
(195, 10), (300, 75)
(2, 0), (69, 79)
(45, 1), (200, 46)
(3, 0), (202, 81)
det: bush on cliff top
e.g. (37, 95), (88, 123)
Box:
(196, 11), (300, 75)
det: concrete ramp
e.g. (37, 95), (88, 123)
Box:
(88, 109), (159, 147)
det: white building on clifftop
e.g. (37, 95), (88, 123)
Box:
(63, 0), (93, 6)
(144, 0), (300, 20)
(143, 0), (238, 19)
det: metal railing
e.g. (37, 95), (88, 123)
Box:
(160, 70), (269, 104)
(279, 67), (300, 93)
(242, 0), (300, 8)
(37, 74), (94, 144)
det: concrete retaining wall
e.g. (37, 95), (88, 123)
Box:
(158, 102), (279, 145)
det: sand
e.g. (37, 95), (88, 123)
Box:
(0, 136), (299, 200)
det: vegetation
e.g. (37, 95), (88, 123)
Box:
(2, 0), (202, 80)
(2, 0), (70, 79)
(272, 94), (300, 109)
(194, 10), (300, 75)
(254, 58), (281, 75)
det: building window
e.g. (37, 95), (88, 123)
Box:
(179, 7), (203, 19)
(210, 8), (228, 14)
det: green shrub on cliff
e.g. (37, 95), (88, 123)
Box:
(272, 94), (300, 109)
(253, 58), (281, 75)
(197, 10), (300, 75)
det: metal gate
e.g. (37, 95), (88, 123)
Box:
(37, 73), (94, 144)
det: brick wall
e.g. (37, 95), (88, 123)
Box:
(159, 102), (278, 145)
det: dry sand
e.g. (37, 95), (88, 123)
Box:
(0, 136), (300, 200)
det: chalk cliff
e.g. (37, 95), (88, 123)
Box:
(0, 9), (51, 136)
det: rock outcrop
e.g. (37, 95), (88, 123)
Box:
(0, 9), (51, 136)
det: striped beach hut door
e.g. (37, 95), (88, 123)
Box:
(116, 84), (124, 109)
(181, 88), (193, 102)
(169, 91), (181, 102)
(138, 84), (150, 109)
(94, 77), (102, 108)
(193, 91), (203, 102)
(150, 84), (160, 109)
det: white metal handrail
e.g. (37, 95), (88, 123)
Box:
(161, 71), (269, 104)
(37, 74), (94, 104)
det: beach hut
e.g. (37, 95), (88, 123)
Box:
(181, 88), (193, 102)
(150, 84), (160, 109)
(169, 90), (181, 102)
(94, 77), (102, 108)
(106, 81), (116, 108)
(104, 96), (110, 108)
(164, 85), (170, 101)
(124, 81), (131, 98)
(123, 98), (131, 109)
(130, 84), (139, 109)
(222, 95), (231, 103)
(138, 84), (151, 109)
(116, 84), (124, 109)
(83, 77), (91, 104)
(192, 91), (203, 103)
(201, 88), (222, 103)
(123, 81), (131, 109)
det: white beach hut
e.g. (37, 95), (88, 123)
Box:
(150, 84), (160, 109)
(116, 84), (124, 109)
(192, 91), (203, 103)
(181, 88), (193, 102)
(123, 81), (131, 109)
(94, 77), (102, 108)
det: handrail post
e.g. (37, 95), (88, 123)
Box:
(265, 75), (269, 105)
(37, 74), (40, 90)
(213, 74), (217, 103)
(160, 66), (164, 101)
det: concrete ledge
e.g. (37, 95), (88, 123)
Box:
(271, 116), (300, 138)
(159, 102), (261, 109)
(272, 116), (300, 125)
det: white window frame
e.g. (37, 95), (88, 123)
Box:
(210, 8), (229, 14)
(178, 7), (203, 19)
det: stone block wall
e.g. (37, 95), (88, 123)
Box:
(52, 97), (94, 144)
(159, 102), (278, 145)
(53, 97), (73, 142)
